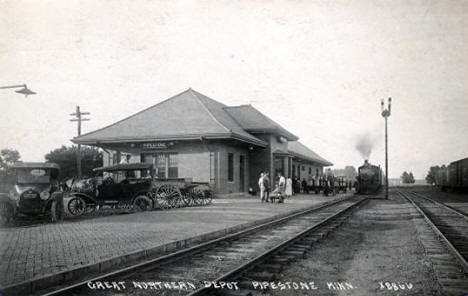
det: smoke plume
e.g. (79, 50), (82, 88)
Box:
(355, 133), (375, 160)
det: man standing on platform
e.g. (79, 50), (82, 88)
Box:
(263, 172), (271, 202)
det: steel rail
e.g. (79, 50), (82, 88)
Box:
(410, 191), (468, 220)
(38, 195), (353, 296)
(187, 197), (368, 296)
(398, 190), (468, 274)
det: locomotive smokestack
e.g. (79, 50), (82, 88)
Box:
(364, 159), (369, 166)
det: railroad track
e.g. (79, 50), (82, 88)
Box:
(35, 195), (367, 296)
(398, 190), (468, 296)
(411, 190), (468, 218)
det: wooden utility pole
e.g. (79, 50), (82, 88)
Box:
(70, 106), (90, 178)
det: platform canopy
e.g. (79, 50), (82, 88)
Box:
(93, 163), (153, 172)
(288, 141), (333, 166)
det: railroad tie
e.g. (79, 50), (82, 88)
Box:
(438, 278), (468, 288)
(221, 290), (253, 296)
(253, 263), (283, 273)
(281, 249), (307, 259)
(245, 271), (276, 281)
(270, 255), (296, 263)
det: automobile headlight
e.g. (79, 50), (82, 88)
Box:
(9, 190), (20, 201)
(40, 191), (50, 200)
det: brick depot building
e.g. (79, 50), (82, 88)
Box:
(73, 89), (332, 194)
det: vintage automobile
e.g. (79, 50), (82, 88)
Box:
(0, 162), (64, 225)
(66, 163), (155, 216)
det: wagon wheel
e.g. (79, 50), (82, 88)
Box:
(151, 188), (169, 210)
(67, 196), (86, 216)
(181, 190), (194, 207)
(192, 185), (213, 206)
(133, 194), (153, 212)
(189, 187), (204, 206)
(156, 184), (182, 209)
(203, 189), (213, 205)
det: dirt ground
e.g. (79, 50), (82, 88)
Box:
(267, 197), (439, 296)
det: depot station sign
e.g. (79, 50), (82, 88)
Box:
(141, 142), (175, 150)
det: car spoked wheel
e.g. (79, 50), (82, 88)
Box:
(68, 196), (86, 216)
(133, 195), (153, 212)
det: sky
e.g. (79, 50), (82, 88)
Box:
(1, 0), (467, 179)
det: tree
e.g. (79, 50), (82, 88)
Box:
(343, 166), (358, 180)
(0, 148), (21, 171)
(401, 171), (415, 184)
(401, 171), (410, 183)
(425, 166), (440, 185)
(408, 172), (415, 184)
(44, 145), (103, 180)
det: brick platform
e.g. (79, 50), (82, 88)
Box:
(0, 193), (347, 290)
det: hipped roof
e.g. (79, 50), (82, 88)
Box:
(72, 89), (332, 166)
(288, 141), (333, 166)
(224, 105), (298, 141)
(73, 89), (267, 147)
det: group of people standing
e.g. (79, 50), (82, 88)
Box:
(257, 172), (293, 203)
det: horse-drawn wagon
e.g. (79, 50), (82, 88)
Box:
(150, 179), (212, 209)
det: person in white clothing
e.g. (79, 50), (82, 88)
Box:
(120, 154), (131, 164)
(278, 174), (286, 194)
(285, 177), (293, 198)
(258, 173), (265, 202)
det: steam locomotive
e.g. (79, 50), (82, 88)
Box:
(356, 160), (383, 194)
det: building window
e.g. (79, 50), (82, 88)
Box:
(156, 154), (167, 178)
(274, 156), (285, 177)
(168, 153), (178, 178)
(309, 167), (312, 174)
(228, 153), (234, 182)
(302, 165), (305, 171)
(142, 153), (178, 179)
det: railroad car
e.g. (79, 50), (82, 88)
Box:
(434, 166), (448, 189)
(435, 157), (468, 192)
(356, 160), (383, 194)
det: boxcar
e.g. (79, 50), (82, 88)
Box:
(435, 157), (468, 192)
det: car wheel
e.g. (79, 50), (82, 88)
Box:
(133, 195), (153, 212)
(68, 196), (86, 216)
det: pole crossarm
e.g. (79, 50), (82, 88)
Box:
(0, 84), (26, 89)
(70, 105), (91, 178)
(1, 84), (36, 96)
